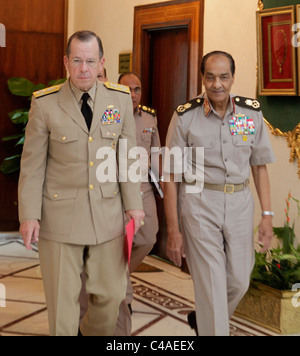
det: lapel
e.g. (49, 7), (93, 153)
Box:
(58, 81), (89, 134)
(90, 81), (111, 135)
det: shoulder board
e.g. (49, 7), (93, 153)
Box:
(104, 81), (130, 94)
(139, 105), (156, 117)
(33, 85), (62, 99)
(176, 98), (204, 116)
(234, 96), (261, 111)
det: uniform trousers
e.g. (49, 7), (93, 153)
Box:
(180, 186), (255, 336)
(39, 235), (127, 336)
(114, 188), (158, 336)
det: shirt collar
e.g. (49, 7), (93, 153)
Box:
(138, 105), (143, 117)
(134, 105), (143, 117)
(69, 79), (97, 105)
(202, 93), (236, 117)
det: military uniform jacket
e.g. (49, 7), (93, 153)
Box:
(18, 80), (143, 245)
(134, 105), (161, 192)
(166, 93), (275, 185)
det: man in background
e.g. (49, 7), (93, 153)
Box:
(115, 72), (162, 336)
(98, 67), (108, 82)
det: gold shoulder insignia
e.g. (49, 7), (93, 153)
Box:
(139, 105), (157, 117)
(33, 84), (62, 99)
(104, 81), (130, 94)
(234, 96), (261, 111)
(176, 98), (204, 116)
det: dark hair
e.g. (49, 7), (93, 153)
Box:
(66, 31), (104, 58)
(201, 51), (236, 76)
(118, 72), (141, 84)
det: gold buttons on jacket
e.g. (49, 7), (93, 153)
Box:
(90, 184), (94, 190)
(89, 161), (94, 167)
(89, 136), (93, 143)
(54, 194), (58, 199)
(62, 136), (66, 141)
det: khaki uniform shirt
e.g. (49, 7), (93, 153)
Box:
(18, 79), (143, 245)
(134, 106), (161, 192)
(166, 93), (275, 184)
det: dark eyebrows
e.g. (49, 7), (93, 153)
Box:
(205, 72), (231, 77)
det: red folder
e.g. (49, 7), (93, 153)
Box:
(125, 219), (135, 267)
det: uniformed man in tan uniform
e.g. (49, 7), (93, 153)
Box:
(164, 51), (275, 336)
(18, 31), (144, 336)
(114, 72), (161, 336)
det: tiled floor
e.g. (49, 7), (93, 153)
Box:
(0, 240), (279, 336)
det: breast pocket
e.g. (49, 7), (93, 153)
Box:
(140, 132), (152, 153)
(99, 124), (122, 141)
(49, 127), (79, 163)
(232, 135), (254, 164)
(188, 134), (216, 149)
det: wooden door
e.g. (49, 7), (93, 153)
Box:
(146, 27), (189, 260)
(133, 0), (204, 261)
(146, 27), (189, 146)
(0, 0), (67, 231)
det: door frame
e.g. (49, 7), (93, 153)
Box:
(133, 0), (205, 100)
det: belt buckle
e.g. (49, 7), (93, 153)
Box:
(224, 184), (235, 194)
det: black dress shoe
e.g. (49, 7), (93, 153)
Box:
(187, 311), (198, 336)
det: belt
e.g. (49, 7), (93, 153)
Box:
(204, 180), (249, 194)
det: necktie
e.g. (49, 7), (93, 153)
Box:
(81, 93), (93, 131)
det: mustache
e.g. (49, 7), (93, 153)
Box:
(210, 90), (225, 93)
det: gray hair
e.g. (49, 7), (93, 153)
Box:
(66, 31), (104, 59)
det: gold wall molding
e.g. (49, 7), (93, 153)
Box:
(257, 0), (264, 11)
(264, 119), (300, 178)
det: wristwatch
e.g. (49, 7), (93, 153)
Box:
(261, 211), (274, 217)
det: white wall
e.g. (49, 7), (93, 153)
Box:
(203, 0), (258, 97)
(68, 0), (300, 243)
(68, 0), (171, 83)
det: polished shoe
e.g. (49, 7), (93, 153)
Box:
(187, 311), (198, 336)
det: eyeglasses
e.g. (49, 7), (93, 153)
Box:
(70, 58), (99, 68)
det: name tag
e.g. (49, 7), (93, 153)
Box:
(229, 114), (255, 136)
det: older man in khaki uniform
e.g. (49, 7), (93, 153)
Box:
(18, 31), (144, 336)
(114, 72), (161, 336)
(164, 51), (275, 336)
